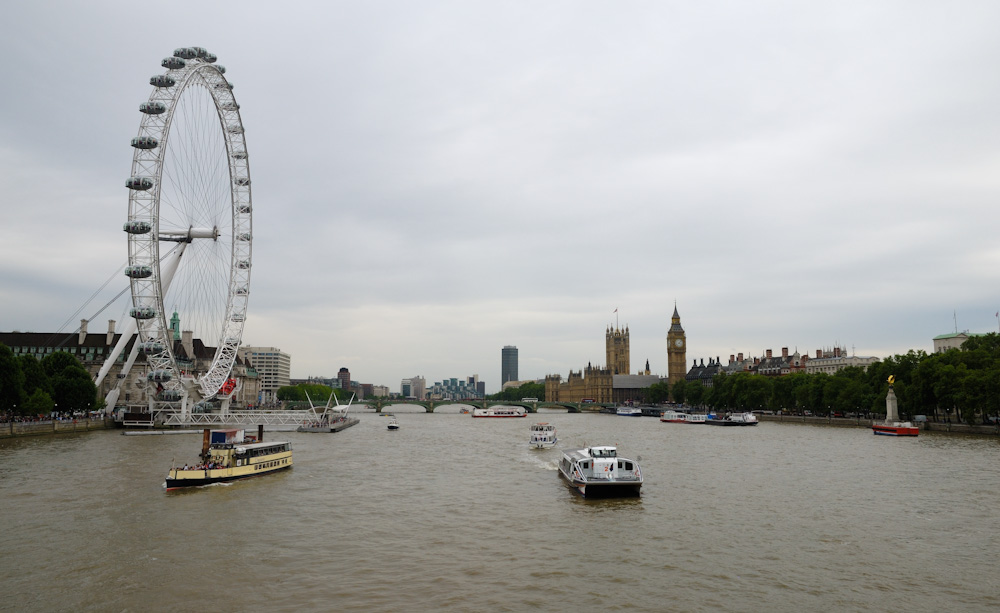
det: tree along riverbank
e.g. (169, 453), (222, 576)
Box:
(757, 413), (1000, 435)
(0, 416), (114, 438)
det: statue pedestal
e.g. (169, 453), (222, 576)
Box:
(885, 386), (899, 422)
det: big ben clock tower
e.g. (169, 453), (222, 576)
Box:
(666, 304), (686, 386)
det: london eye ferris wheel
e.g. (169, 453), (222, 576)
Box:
(123, 46), (252, 408)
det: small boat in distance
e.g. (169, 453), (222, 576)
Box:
(660, 410), (687, 423)
(529, 423), (557, 448)
(387, 415), (400, 430)
(705, 412), (759, 426)
(558, 445), (643, 497)
(616, 406), (642, 416)
(472, 406), (527, 418)
(165, 427), (292, 490)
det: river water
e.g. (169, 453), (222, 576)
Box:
(2, 410), (998, 612)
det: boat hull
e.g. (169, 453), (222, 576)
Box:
(872, 424), (919, 436)
(558, 470), (642, 497)
(165, 464), (291, 490)
(705, 420), (758, 426)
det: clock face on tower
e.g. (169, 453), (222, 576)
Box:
(674, 339), (684, 348)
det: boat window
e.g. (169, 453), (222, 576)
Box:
(624, 462), (633, 470)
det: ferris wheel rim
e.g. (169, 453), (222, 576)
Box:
(125, 47), (252, 403)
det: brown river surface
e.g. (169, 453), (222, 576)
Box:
(2, 410), (999, 612)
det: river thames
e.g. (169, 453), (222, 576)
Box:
(2, 411), (998, 612)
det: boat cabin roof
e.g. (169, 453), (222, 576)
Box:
(587, 446), (617, 458)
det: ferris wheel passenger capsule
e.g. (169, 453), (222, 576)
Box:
(161, 57), (186, 70)
(173, 47), (197, 60)
(157, 390), (183, 402)
(215, 65), (226, 74)
(235, 177), (250, 186)
(215, 81), (233, 90)
(237, 204), (252, 215)
(126, 177), (154, 190)
(138, 341), (166, 355)
(150, 74), (175, 88)
(123, 220), (152, 234)
(139, 101), (167, 115)
(148, 370), (173, 383)
(204, 52), (217, 63)
(192, 47), (208, 58)
(230, 314), (245, 322)
(130, 136), (158, 150)
(129, 306), (157, 320)
(232, 150), (247, 159)
(236, 232), (252, 242)
(124, 265), (153, 279)
(236, 259), (251, 269)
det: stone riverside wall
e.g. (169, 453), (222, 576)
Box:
(0, 417), (114, 438)
(757, 414), (1000, 436)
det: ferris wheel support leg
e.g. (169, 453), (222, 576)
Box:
(95, 317), (138, 389)
(220, 396), (231, 416)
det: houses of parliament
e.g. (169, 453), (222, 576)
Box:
(544, 306), (686, 403)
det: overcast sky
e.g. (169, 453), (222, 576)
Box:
(2, 1), (999, 393)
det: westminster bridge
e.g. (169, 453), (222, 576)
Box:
(338, 399), (610, 414)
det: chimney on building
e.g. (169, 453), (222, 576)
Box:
(738, 352), (744, 361)
(816, 349), (822, 358)
(182, 330), (194, 361)
(766, 349), (773, 359)
(107, 320), (116, 346)
(79, 319), (88, 345)
(834, 347), (841, 358)
(782, 347), (789, 358)
(730, 354), (735, 363)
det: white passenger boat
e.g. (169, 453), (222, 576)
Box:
(387, 415), (400, 430)
(685, 413), (707, 424)
(472, 406), (527, 418)
(558, 445), (643, 497)
(705, 412), (758, 426)
(660, 410), (687, 423)
(616, 406), (642, 416)
(164, 428), (291, 490)
(529, 422), (557, 448)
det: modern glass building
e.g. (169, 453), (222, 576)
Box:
(501, 345), (518, 385)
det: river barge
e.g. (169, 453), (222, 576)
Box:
(164, 428), (292, 490)
(558, 445), (642, 497)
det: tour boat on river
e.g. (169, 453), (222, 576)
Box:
(685, 413), (707, 424)
(529, 422), (557, 448)
(616, 406), (642, 416)
(164, 428), (292, 490)
(473, 406), (527, 418)
(387, 415), (400, 430)
(660, 410), (687, 423)
(705, 412), (759, 426)
(558, 445), (643, 497)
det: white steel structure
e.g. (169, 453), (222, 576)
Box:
(115, 46), (252, 417)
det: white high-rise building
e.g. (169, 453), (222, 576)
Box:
(238, 346), (290, 403)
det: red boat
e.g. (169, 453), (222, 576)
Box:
(872, 422), (919, 436)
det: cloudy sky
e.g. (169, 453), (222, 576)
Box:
(2, 1), (999, 393)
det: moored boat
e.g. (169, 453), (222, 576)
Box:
(164, 428), (292, 490)
(660, 410), (687, 423)
(616, 406), (642, 416)
(472, 406), (527, 418)
(529, 422), (557, 448)
(705, 412), (758, 426)
(872, 421), (919, 436)
(684, 413), (707, 424)
(558, 445), (643, 497)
